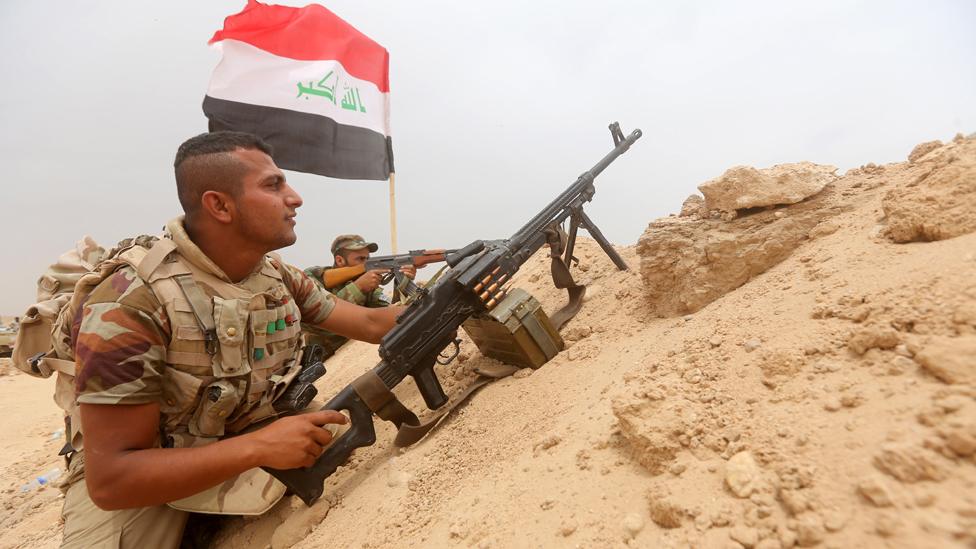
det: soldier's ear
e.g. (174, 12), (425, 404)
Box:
(200, 190), (234, 224)
(334, 254), (346, 267)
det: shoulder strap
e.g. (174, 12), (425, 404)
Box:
(135, 238), (177, 280)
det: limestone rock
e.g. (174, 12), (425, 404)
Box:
(884, 137), (976, 242)
(857, 476), (895, 507)
(647, 489), (685, 529)
(725, 451), (765, 498)
(873, 443), (946, 482)
(680, 194), (706, 217)
(848, 327), (900, 355)
(730, 525), (759, 548)
(915, 335), (976, 385)
(698, 162), (836, 214)
(794, 512), (826, 547)
(637, 185), (848, 316)
(908, 140), (943, 163)
(612, 398), (690, 474)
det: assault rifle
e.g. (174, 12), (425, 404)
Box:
(267, 123), (642, 505)
(322, 249), (456, 299)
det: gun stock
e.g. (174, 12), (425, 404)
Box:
(322, 265), (367, 289)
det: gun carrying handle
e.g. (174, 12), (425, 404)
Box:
(446, 240), (485, 267)
(262, 385), (376, 506)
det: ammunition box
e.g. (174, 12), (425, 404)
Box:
(462, 288), (564, 369)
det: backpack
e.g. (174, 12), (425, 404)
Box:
(12, 236), (111, 373)
(12, 236), (111, 455)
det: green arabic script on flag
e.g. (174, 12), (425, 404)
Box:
(296, 71), (367, 113)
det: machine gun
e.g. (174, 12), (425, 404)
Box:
(266, 123), (642, 505)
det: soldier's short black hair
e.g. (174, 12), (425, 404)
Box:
(174, 131), (274, 217)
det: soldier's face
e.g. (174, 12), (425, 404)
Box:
(232, 149), (303, 251)
(344, 249), (370, 266)
(334, 249), (369, 267)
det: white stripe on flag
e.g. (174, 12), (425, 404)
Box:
(207, 40), (390, 137)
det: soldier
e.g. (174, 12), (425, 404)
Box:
(60, 131), (402, 548)
(302, 235), (416, 358)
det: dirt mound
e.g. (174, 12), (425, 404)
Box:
(2, 133), (975, 549)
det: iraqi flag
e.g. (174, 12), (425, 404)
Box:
(203, 1), (393, 180)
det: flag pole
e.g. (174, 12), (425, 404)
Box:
(388, 172), (398, 253)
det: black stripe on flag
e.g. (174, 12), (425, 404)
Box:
(203, 96), (391, 181)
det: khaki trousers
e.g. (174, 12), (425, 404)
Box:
(60, 476), (188, 549)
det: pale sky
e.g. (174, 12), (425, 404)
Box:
(1, 1), (974, 314)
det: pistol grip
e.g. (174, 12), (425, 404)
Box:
(263, 385), (376, 506)
(412, 363), (448, 410)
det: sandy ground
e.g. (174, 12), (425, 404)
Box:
(1, 134), (974, 548)
(0, 359), (67, 549)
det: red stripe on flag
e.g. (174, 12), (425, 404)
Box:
(210, 1), (389, 92)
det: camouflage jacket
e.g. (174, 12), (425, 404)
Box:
(73, 218), (337, 443)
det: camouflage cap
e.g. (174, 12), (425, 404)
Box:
(331, 234), (379, 255)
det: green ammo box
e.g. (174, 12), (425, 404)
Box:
(462, 288), (565, 369)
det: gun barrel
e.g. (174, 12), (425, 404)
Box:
(509, 127), (642, 249)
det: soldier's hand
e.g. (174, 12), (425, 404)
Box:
(250, 411), (347, 469)
(399, 265), (417, 280)
(355, 269), (386, 293)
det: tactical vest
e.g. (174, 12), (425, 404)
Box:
(41, 232), (306, 514)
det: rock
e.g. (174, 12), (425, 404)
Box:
(894, 344), (912, 357)
(884, 138), (976, 242)
(822, 509), (848, 532)
(512, 368), (534, 379)
(822, 397), (842, 412)
(779, 529), (798, 549)
(636, 186), (848, 316)
(612, 398), (689, 474)
(726, 452), (765, 498)
(562, 325), (593, 342)
(908, 140), (943, 163)
(915, 336), (976, 385)
(756, 540), (783, 549)
(647, 491), (684, 529)
(873, 443), (946, 482)
(680, 194), (706, 217)
(779, 489), (812, 516)
(887, 355), (916, 375)
(622, 512), (645, 538)
(759, 349), (806, 385)
(744, 339), (762, 352)
(698, 162), (837, 213)
(558, 521), (577, 537)
(945, 426), (976, 457)
(848, 327), (900, 355)
(730, 525), (759, 548)
(809, 220), (840, 238)
(875, 513), (901, 538)
(857, 476), (895, 507)
(668, 461), (687, 476)
(794, 512), (826, 547)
